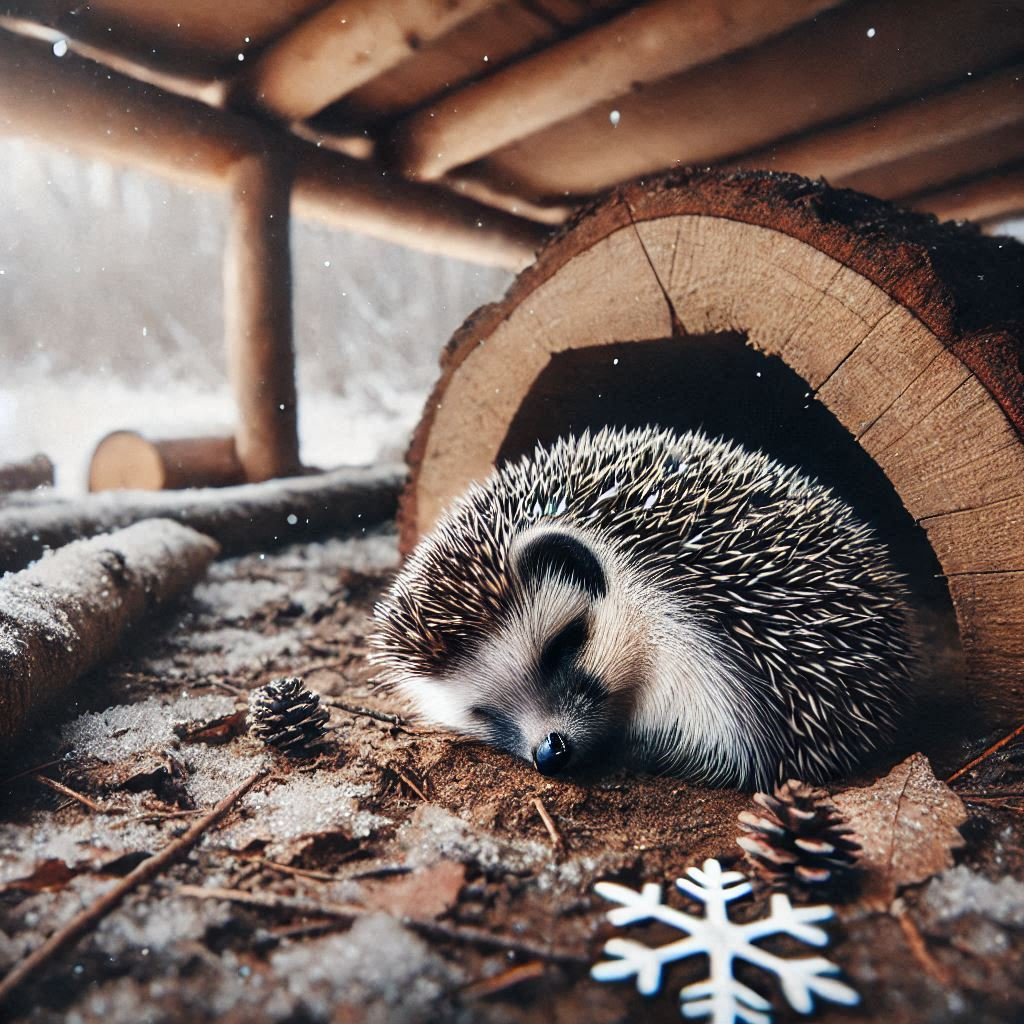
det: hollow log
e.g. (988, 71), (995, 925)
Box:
(0, 464), (402, 575)
(0, 519), (219, 751)
(88, 431), (244, 492)
(394, 0), (838, 180)
(225, 152), (300, 483)
(0, 455), (54, 494)
(400, 169), (1024, 723)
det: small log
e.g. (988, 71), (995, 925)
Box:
(88, 431), (244, 492)
(907, 163), (1024, 225)
(0, 519), (219, 749)
(0, 455), (53, 494)
(395, 0), (840, 180)
(735, 63), (1024, 195)
(229, 0), (500, 123)
(0, 464), (403, 575)
(224, 152), (301, 483)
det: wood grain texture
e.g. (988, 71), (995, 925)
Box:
(401, 168), (1024, 720)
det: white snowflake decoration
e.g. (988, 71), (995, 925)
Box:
(591, 858), (858, 1024)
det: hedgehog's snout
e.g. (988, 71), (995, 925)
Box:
(533, 731), (572, 776)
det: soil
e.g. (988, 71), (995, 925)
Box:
(1, 530), (1022, 1024)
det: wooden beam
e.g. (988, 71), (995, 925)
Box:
(229, 0), (499, 123)
(735, 63), (1024, 192)
(0, 31), (543, 268)
(906, 164), (1024, 225)
(394, 0), (840, 180)
(224, 152), (301, 482)
(477, 0), (1024, 202)
(88, 432), (244, 491)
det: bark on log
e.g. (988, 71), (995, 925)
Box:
(225, 152), (300, 483)
(88, 432), (244, 492)
(0, 519), (219, 750)
(0, 464), (402, 575)
(0, 455), (54, 494)
(400, 168), (1024, 722)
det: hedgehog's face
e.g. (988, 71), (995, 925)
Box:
(385, 526), (651, 778)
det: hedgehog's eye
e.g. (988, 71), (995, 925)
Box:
(540, 617), (588, 675)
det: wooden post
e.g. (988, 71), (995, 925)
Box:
(224, 152), (301, 482)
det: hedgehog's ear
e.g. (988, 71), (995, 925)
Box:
(512, 528), (607, 599)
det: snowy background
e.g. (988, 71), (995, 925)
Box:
(0, 137), (512, 490)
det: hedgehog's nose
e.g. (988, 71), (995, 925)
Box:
(533, 732), (571, 776)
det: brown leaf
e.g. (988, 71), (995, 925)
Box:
(833, 753), (966, 910)
(357, 860), (466, 920)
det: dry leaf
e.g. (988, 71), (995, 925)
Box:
(833, 753), (966, 910)
(357, 860), (466, 920)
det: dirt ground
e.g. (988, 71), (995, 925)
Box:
(1, 530), (1022, 1024)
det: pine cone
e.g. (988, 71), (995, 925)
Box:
(737, 780), (860, 896)
(247, 677), (329, 756)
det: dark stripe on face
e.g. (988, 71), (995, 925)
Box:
(469, 704), (522, 754)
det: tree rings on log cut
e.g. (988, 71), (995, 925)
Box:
(89, 431), (245, 492)
(400, 168), (1024, 722)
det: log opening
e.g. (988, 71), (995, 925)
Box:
(401, 169), (1024, 725)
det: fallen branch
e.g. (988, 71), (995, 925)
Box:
(177, 884), (589, 964)
(0, 519), (219, 749)
(947, 721), (1024, 784)
(0, 770), (264, 1009)
(0, 454), (53, 495)
(0, 464), (403, 574)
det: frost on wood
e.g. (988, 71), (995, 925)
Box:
(0, 519), (219, 748)
(591, 858), (858, 1024)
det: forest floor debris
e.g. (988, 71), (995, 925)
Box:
(0, 530), (1021, 1023)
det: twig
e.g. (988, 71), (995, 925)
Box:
(532, 797), (565, 850)
(323, 698), (406, 727)
(461, 961), (546, 999)
(0, 769), (265, 1009)
(947, 721), (1024, 784)
(177, 884), (589, 965)
(32, 774), (105, 812)
(0, 759), (63, 788)
(259, 859), (340, 883)
(896, 911), (954, 986)
(396, 768), (429, 802)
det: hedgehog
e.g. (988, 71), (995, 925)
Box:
(371, 426), (918, 789)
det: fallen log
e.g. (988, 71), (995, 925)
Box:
(0, 455), (54, 495)
(0, 519), (219, 750)
(0, 464), (403, 575)
(88, 431), (244, 492)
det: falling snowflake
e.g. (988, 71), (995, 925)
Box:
(591, 858), (858, 1024)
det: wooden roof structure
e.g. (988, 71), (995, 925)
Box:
(1, 0), (1022, 269)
